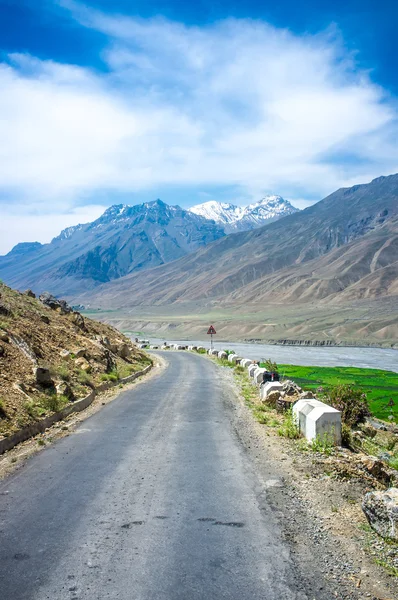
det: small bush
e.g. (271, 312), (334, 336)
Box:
(328, 384), (370, 428)
(40, 393), (68, 413)
(100, 371), (119, 382)
(56, 365), (71, 382)
(341, 423), (352, 448)
(277, 408), (300, 439)
(24, 400), (46, 419)
(310, 433), (335, 456)
(264, 359), (278, 373)
(77, 370), (94, 388)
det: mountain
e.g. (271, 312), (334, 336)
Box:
(0, 200), (225, 297)
(189, 195), (299, 233)
(79, 174), (398, 311)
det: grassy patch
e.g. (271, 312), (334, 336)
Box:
(100, 371), (120, 382)
(279, 364), (398, 422)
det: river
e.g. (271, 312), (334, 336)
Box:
(144, 337), (398, 372)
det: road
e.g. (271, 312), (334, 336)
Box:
(0, 352), (310, 600)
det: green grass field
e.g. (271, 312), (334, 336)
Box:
(278, 365), (398, 422)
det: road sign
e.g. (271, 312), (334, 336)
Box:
(207, 325), (216, 335)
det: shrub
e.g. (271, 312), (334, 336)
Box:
(77, 370), (94, 388)
(24, 400), (46, 419)
(310, 433), (335, 456)
(263, 359), (278, 373)
(328, 384), (370, 428)
(341, 423), (352, 448)
(100, 371), (119, 382)
(40, 393), (68, 413)
(277, 408), (301, 439)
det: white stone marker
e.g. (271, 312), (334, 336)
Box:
(228, 354), (238, 363)
(260, 381), (283, 401)
(253, 368), (266, 384)
(293, 399), (341, 445)
(248, 364), (258, 378)
(218, 351), (227, 360)
(240, 359), (252, 368)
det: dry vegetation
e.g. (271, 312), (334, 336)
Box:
(0, 283), (151, 438)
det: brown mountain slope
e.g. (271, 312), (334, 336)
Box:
(0, 284), (150, 439)
(78, 174), (398, 309)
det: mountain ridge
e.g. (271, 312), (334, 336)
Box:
(77, 174), (398, 311)
(189, 195), (299, 232)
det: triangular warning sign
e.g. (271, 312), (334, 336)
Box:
(207, 325), (216, 335)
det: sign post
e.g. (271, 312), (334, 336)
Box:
(207, 325), (216, 351)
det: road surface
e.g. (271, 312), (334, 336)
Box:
(0, 352), (311, 599)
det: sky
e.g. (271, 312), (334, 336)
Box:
(0, 0), (398, 253)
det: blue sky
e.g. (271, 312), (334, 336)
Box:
(0, 0), (398, 252)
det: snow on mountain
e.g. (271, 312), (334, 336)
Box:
(189, 195), (299, 233)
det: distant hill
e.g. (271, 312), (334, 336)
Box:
(0, 200), (225, 297)
(189, 195), (299, 232)
(79, 174), (398, 310)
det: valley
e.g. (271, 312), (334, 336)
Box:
(84, 295), (398, 348)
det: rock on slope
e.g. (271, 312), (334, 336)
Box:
(189, 195), (299, 233)
(78, 174), (398, 310)
(0, 200), (225, 298)
(0, 283), (150, 440)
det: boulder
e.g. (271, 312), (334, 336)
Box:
(0, 344), (5, 357)
(56, 381), (75, 401)
(34, 367), (54, 387)
(75, 357), (91, 373)
(60, 349), (71, 358)
(118, 343), (132, 358)
(264, 390), (283, 408)
(359, 456), (393, 487)
(362, 488), (398, 540)
(71, 312), (87, 331)
(299, 390), (316, 400)
(73, 348), (86, 359)
(0, 332), (9, 343)
(39, 292), (72, 314)
(218, 351), (228, 360)
(282, 380), (303, 396)
(40, 315), (50, 325)
(25, 289), (36, 298)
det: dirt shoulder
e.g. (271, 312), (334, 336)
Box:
(218, 364), (398, 600)
(0, 353), (166, 481)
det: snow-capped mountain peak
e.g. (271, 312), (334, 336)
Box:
(189, 195), (299, 233)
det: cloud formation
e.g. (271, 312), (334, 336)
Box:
(1, 1), (398, 252)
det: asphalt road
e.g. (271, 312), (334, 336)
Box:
(0, 352), (309, 600)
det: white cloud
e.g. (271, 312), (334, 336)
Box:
(0, 205), (105, 255)
(1, 3), (398, 251)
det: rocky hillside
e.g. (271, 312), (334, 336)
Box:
(0, 283), (150, 440)
(0, 200), (225, 298)
(189, 195), (299, 232)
